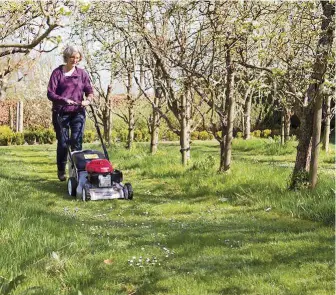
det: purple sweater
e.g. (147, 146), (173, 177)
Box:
(47, 65), (93, 113)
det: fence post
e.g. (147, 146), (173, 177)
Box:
(16, 100), (23, 132)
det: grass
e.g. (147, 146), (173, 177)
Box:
(0, 138), (334, 295)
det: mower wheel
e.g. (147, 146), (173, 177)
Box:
(82, 187), (90, 202)
(124, 183), (133, 200)
(67, 177), (77, 197)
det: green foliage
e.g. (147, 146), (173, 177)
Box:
(263, 139), (294, 156)
(134, 129), (143, 142)
(198, 131), (209, 140)
(80, 3), (91, 13)
(262, 129), (272, 138)
(12, 132), (24, 145)
(0, 126), (13, 146)
(134, 128), (150, 142)
(119, 129), (128, 142)
(191, 131), (199, 140)
(23, 130), (36, 145)
(252, 130), (261, 137)
(236, 131), (243, 139)
(110, 130), (118, 143)
(22, 128), (56, 145)
(290, 170), (310, 190)
(190, 155), (216, 171)
(33, 128), (56, 144)
(165, 130), (179, 141)
(42, 128), (57, 144)
(83, 130), (96, 143)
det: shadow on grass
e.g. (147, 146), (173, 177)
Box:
(11, 199), (334, 294)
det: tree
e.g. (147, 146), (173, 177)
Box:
(0, 0), (67, 99)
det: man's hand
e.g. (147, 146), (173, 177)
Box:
(65, 98), (77, 105)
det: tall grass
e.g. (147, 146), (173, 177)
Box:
(0, 139), (334, 294)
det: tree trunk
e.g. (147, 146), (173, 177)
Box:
(290, 106), (314, 189)
(9, 106), (14, 130)
(127, 105), (135, 149)
(280, 111), (285, 145)
(150, 65), (162, 155)
(180, 88), (191, 166)
(106, 85), (113, 146)
(243, 88), (252, 140)
(223, 49), (235, 172)
(218, 127), (226, 172)
(16, 100), (23, 132)
(309, 92), (323, 188)
(150, 95), (160, 154)
(322, 96), (331, 152)
(219, 139), (226, 171)
(290, 1), (334, 189)
(126, 71), (135, 149)
(284, 108), (291, 142)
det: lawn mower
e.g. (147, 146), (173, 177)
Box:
(57, 104), (133, 201)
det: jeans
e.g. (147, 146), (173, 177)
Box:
(52, 111), (85, 172)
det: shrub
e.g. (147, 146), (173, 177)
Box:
(34, 129), (44, 144)
(191, 131), (199, 140)
(33, 128), (56, 144)
(165, 130), (179, 141)
(262, 129), (272, 138)
(111, 130), (119, 142)
(119, 129), (128, 142)
(271, 129), (281, 136)
(134, 129), (143, 142)
(141, 129), (150, 142)
(253, 130), (261, 137)
(0, 125), (14, 146)
(236, 132), (243, 139)
(42, 128), (56, 144)
(199, 131), (210, 140)
(83, 130), (96, 143)
(23, 130), (37, 145)
(12, 132), (25, 145)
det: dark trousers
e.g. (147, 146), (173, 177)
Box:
(52, 111), (85, 172)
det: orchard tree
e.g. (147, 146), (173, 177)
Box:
(0, 0), (69, 99)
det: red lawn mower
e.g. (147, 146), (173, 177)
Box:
(57, 104), (133, 201)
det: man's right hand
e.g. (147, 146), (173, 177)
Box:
(65, 98), (76, 105)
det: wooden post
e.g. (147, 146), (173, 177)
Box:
(16, 100), (23, 132)
(9, 105), (14, 130)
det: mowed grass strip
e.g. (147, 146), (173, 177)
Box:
(0, 139), (334, 295)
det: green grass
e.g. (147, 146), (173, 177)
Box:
(0, 139), (334, 295)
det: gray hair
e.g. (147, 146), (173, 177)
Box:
(63, 45), (83, 63)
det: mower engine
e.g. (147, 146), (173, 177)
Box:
(86, 159), (114, 187)
(81, 158), (131, 201)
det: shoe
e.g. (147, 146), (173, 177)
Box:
(57, 170), (66, 182)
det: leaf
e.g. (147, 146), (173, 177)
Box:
(104, 259), (114, 265)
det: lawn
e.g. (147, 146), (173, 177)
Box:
(0, 139), (334, 295)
